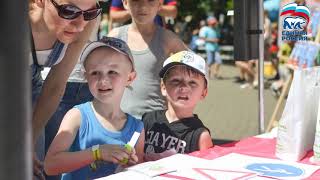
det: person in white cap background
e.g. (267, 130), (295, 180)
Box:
(143, 51), (213, 161)
(199, 16), (222, 79)
(44, 37), (145, 179)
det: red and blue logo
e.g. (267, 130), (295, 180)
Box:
(281, 3), (310, 22)
(280, 3), (310, 30)
(281, 3), (309, 41)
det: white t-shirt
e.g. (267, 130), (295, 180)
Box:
(28, 45), (67, 66)
(37, 45), (68, 79)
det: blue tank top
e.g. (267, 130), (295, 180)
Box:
(61, 102), (143, 180)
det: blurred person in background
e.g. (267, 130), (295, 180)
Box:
(270, 41), (295, 97)
(199, 16), (222, 79)
(189, 20), (206, 52)
(108, 0), (187, 119)
(109, 0), (177, 29)
(234, 10), (272, 89)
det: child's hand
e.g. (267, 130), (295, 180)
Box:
(144, 152), (162, 161)
(124, 146), (139, 166)
(99, 144), (138, 165)
(144, 149), (177, 161)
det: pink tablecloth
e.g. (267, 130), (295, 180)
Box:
(189, 137), (320, 179)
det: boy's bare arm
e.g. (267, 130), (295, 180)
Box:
(135, 129), (145, 163)
(44, 108), (134, 175)
(198, 130), (213, 150)
(44, 108), (90, 175)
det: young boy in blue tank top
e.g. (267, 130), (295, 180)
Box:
(143, 51), (213, 161)
(44, 37), (145, 179)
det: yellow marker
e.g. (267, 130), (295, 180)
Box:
(119, 132), (140, 164)
(124, 144), (132, 152)
(120, 144), (132, 164)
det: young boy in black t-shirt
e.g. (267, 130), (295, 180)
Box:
(143, 51), (213, 161)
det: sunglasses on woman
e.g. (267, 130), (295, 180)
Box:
(51, 0), (102, 21)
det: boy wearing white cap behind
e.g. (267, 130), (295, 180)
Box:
(143, 51), (213, 161)
(44, 37), (145, 179)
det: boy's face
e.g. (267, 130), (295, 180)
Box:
(161, 66), (208, 110)
(84, 47), (136, 104)
(123, 0), (161, 24)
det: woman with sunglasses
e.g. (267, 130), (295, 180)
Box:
(29, 0), (101, 179)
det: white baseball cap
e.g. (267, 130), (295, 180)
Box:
(159, 51), (209, 84)
(80, 36), (134, 71)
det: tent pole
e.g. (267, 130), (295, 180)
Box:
(0, 0), (32, 179)
(258, 0), (265, 133)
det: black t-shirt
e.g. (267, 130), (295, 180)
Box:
(142, 110), (210, 154)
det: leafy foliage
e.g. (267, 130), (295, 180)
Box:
(176, 0), (233, 21)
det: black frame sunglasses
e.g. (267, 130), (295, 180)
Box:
(50, 0), (102, 21)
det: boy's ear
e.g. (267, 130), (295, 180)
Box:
(127, 71), (136, 86)
(160, 80), (167, 97)
(122, 0), (129, 10)
(200, 87), (208, 100)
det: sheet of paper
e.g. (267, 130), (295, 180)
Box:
(207, 153), (320, 179)
(164, 153), (320, 180)
(96, 153), (320, 180)
(127, 161), (177, 177)
(126, 154), (210, 177)
(97, 154), (209, 179)
(95, 170), (151, 180)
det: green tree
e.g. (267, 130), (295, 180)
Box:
(176, 0), (233, 26)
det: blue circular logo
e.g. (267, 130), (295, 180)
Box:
(246, 163), (304, 178)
